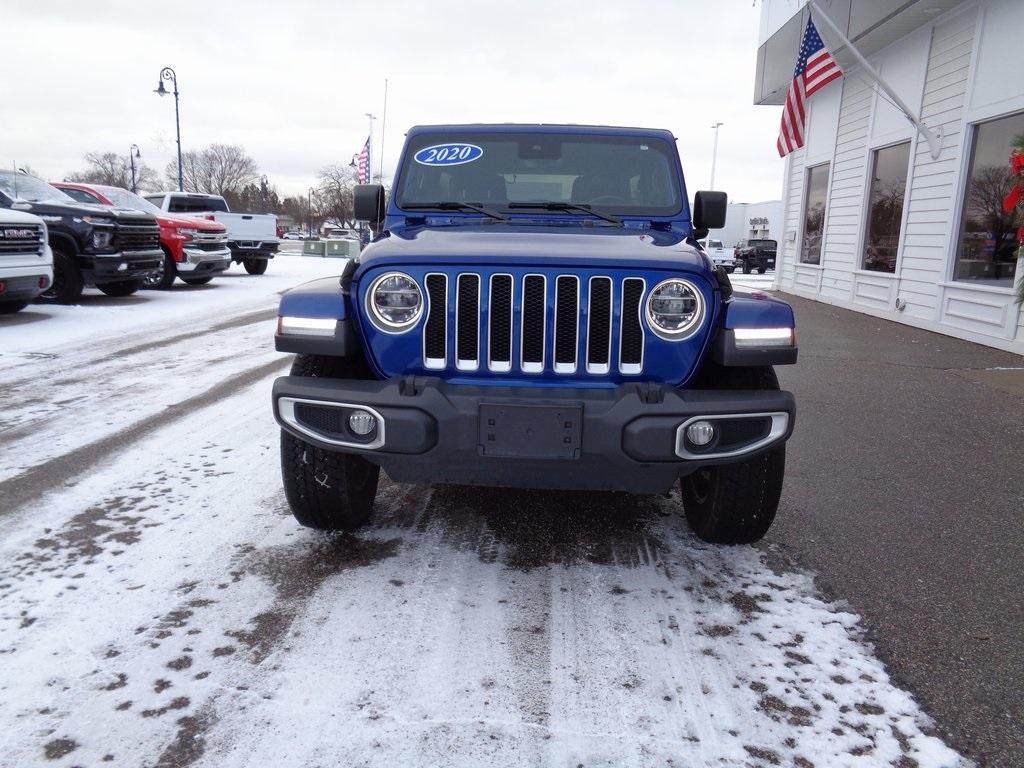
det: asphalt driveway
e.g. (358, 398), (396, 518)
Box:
(770, 293), (1024, 768)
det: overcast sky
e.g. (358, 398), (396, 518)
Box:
(1, 0), (787, 203)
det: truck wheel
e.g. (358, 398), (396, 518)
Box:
(182, 276), (213, 286)
(37, 245), (83, 304)
(97, 280), (140, 297)
(143, 251), (177, 290)
(742, 262), (752, 275)
(280, 354), (379, 531)
(0, 300), (30, 314)
(243, 258), (268, 275)
(680, 363), (785, 544)
(757, 267), (767, 275)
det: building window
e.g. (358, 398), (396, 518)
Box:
(954, 112), (1024, 286)
(801, 163), (829, 264)
(862, 142), (911, 273)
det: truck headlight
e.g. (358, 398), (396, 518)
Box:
(367, 272), (422, 332)
(91, 230), (114, 250)
(178, 228), (198, 242)
(646, 278), (704, 340)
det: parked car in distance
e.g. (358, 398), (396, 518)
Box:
(0, 207), (53, 314)
(271, 123), (798, 545)
(700, 238), (733, 273)
(324, 227), (358, 241)
(54, 183), (231, 290)
(144, 192), (279, 275)
(733, 239), (777, 275)
(282, 231), (305, 241)
(0, 170), (161, 303)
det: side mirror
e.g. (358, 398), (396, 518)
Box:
(354, 184), (385, 228)
(693, 190), (727, 231)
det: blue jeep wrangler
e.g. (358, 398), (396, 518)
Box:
(272, 124), (797, 543)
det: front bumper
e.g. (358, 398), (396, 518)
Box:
(0, 266), (52, 301)
(87, 249), (163, 283)
(228, 241), (279, 261)
(272, 376), (796, 494)
(178, 245), (232, 274)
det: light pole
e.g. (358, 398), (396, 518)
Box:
(308, 187), (316, 237)
(260, 174), (269, 211)
(709, 122), (723, 191)
(128, 144), (141, 194)
(154, 67), (183, 192)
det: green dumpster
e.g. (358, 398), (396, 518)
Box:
(303, 240), (326, 257)
(325, 240), (360, 258)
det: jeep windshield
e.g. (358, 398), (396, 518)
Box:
(396, 132), (683, 218)
(0, 171), (77, 204)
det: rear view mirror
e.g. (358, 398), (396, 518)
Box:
(354, 184), (385, 228)
(693, 190), (727, 230)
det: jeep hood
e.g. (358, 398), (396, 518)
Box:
(358, 224), (709, 274)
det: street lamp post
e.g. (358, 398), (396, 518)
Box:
(154, 67), (183, 192)
(260, 174), (269, 211)
(709, 122), (723, 191)
(308, 187), (316, 238)
(129, 144), (141, 194)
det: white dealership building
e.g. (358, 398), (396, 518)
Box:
(756, 0), (1024, 353)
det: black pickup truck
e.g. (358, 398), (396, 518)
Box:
(0, 170), (162, 303)
(733, 239), (777, 275)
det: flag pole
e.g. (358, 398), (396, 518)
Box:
(807, 0), (942, 160)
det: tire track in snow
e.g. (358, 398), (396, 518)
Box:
(0, 357), (288, 516)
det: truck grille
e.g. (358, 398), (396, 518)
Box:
(114, 224), (160, 252)
(0, 224), (45, 256)
(421, 272), (646, 375)
(193, 232), (228, 252)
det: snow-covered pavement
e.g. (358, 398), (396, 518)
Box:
(0, 256), (965, 768)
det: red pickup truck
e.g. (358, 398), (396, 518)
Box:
(53, 182), (231, 290)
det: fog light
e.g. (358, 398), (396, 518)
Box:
(39, 276), (50, 289)
(686, 420), (716, 447)
(117, 263), (128, 272)
(348, 410), (376, 436)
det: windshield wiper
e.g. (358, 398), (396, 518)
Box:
(403, 201), (507, 221)
(506, 201), (623, 225)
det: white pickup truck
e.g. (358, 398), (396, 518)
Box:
(0, 207), (54, 314)
(145, 192), (279, 275)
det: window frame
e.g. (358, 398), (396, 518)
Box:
(799, 162), (831, 266)
(859, 139), (913, 275)
(950, 110), (1024, 288)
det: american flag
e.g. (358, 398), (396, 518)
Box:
(356, 136), (371, 184)
(777, 16), (843, 158)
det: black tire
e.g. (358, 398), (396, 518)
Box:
(742, 262), (752, 275)
(97, 280), (140, 297)
(725, 266), (736, 274)
(280, 354), (380, 531)
(680, 363), (785, 544)
(0, 300), (29, 315)
(243, 258), (268, 275)
(37, 245), (83, 304)
(757, 267), (767, 275)
(182, 276), (213, 286)
(142, 251), (177, 290)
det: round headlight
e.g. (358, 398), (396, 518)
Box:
(645, 278), (705, 340)
(367, 272), (423, 332)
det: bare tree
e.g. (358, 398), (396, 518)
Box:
(167, 144), (259, 196)
(315, 164), (357, 227)
(66, 152), (157, 191)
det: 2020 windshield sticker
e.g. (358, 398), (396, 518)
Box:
(414, 143), (483, 166)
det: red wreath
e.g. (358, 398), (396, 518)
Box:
(1003, 149), (1024, 244)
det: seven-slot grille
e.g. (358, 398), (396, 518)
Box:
(0, 224), (45, 257)
(420, 273), (647, 375)
(113, 224), (160, 252)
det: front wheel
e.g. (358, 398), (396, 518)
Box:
(681, 447), (785, 544)
(742, 262), (752, 275)
(97, 280), (140, 297)
(142, 252), (177, 290)
(681, 363), (786, 544)
(280, 354), (379, 530)
(38, 245), (84, 304)
(757, 267), (767, 275)
(243, 258), (268, 275)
